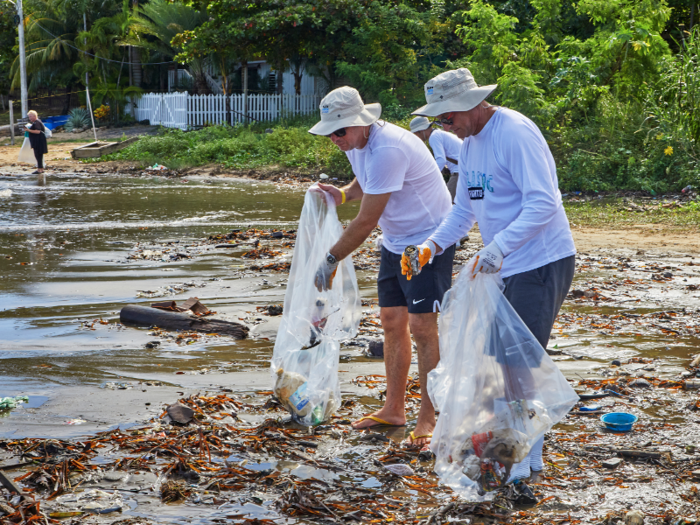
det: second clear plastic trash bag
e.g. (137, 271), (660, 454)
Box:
(428, 271), (578, 501)
(271, 184), (361, 425)
(18, 137), (36, 165)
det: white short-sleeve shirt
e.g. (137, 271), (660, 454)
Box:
(346, 122), (452, 254)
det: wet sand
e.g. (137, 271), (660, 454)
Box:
(0, 172), (699, 523)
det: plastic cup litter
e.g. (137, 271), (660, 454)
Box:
(600, 412), (638, 432)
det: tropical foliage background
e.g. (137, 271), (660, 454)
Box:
(0, 0), (698, 191)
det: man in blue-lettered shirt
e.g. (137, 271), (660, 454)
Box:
(406, 68), (577, 479)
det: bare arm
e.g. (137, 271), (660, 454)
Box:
(329, 192), (390, 261)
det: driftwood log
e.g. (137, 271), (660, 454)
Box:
(120, 305), (248, 339)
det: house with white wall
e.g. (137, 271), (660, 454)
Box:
(168, 59), (328, 97)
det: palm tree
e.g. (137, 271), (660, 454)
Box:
(126, 0), (209, 93)
(13, 0), (122, 113)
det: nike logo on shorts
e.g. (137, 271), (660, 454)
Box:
(412, 298), (425, 304)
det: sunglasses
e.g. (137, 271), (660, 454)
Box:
(326, 128), (347, 138)
(434, 112), (454, 126)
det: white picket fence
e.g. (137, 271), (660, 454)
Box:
(134, 93), (321, 130)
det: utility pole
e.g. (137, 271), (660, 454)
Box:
(16, 0), (28, 117)
(84, 13), (89, 94)
(82, 12), (96, 141)
(242, 62), (248, 125)
(9, 99), (15, 145)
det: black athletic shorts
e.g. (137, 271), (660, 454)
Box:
(377, 245), (455, 314)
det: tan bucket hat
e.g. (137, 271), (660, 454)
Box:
(409, 116), (431, 133)
(412, 68), (497, 117)
(309, 86), (381, 136)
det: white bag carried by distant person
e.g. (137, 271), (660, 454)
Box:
(428, 271), (578, 501)
(271, 183), (361, 425)
(18, 137), (36, 164)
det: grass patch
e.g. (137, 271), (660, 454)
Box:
(97, 114), (420, 174)
(99, 121), (353, 175)
(564, 199), (700, 229)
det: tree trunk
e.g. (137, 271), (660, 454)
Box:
(219, 55), (228, 95)
(277, 67), (284, 95)
(293, 71), (302, 95)
(194, 73), (208, 94)
(132, 47), (142, 87)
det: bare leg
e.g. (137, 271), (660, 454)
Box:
(405, 312), (439, 446)
(352, 306), (411, 429)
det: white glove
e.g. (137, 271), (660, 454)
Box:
(471, 241), (503, 276)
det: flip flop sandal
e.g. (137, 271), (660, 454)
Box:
(403, 431), (432, 449)
(352, 415), (405, 429)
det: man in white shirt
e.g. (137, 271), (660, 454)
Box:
(410, 116), (462, 201)
(309, 86), (453, 447)
(407, 68), (577, 476)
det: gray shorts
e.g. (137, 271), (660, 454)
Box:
(494, 255), (575, 400)
(378, 245), (455, 314)
(503, 255), (576, 350)
(446, 173), (459, 203)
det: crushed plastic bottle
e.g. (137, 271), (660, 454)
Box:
(0, 396), (29, 410)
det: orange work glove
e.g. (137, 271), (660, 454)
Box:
(401, 240), (437, 280)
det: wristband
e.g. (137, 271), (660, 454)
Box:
(339, 188), (346, 205)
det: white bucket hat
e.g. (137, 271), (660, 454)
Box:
(309, 86), (381, 136)
(409, 116), (431, 133)
(412, 68), (497, 117)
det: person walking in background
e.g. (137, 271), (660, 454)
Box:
(410, 116), (462, 202)
(26, 110), (48, 174)
(407, 68), (577, 477)
(309, 86), (454, 448)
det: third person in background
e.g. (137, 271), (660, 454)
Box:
(410, 116), (461, 203)
(407, 68), (577, 480)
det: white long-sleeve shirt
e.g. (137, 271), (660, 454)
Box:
(429, 107), (576, 278)
(428, 129), (461, 174)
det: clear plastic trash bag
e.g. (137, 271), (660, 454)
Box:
(18, 137), (36, 164)
(271, 184), (361, 425)
(428, 270), (578, 500)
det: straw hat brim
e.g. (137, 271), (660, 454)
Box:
(309, 103), (382, 135)
(412, 85), (498, 117)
